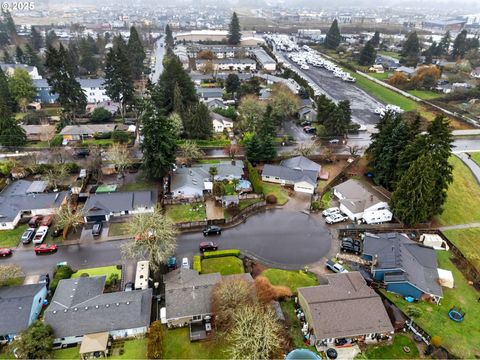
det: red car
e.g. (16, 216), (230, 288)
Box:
(199, 241), (218, 252)
(34, 244), (58, 255)
(0, 248), (12, 257)
(28, 215), (43, 228)
(41, 215), (54, 227)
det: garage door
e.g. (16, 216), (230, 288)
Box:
(294, 183), (314, 194)
(86, 215), (107, 223)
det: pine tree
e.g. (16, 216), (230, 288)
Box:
(0, 113), (26, 146)
(2, 49), (13, 63)
(324, 19), (341, 50)
(370, 31), (380, 48)
(316, 94), (335, 123)
(165, 24), (174, 48)
(228, 12), (241, 45)
(0, 66), (15, 115)
(451, 30), (467, 59)
(438, 31), (450, 56)
(15, 45), (24, 63)
(30, 26), (43, 51)
(45, 30), (58, 48)
(225, 73), (240, 94)
(24, 43), (42, 72)
(67, 42), (80, 76)
(78, 37), (98, 74)
(246, 134), (262, 162)
(261, 135), (276, 161)
(184, 102), (212, 140)
(141, 101), (177, 180)
(400, 31), (420, 67)
(391, 154), (436, 225)
(359, 40), (376, 66)
(127, 26), (146, 80)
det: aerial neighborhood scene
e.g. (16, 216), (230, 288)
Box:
(1, 0), (480, 359)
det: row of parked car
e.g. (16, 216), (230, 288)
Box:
(22, 215), (58, 255)
(322, 207), (349, 224)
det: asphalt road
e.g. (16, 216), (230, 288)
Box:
(4, 208), (332, 275)
(150, 37), (165, 84)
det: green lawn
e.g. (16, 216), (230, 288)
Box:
(358, 334), (419, 359)
(443, 228), (480, 271)
(378, 51), (401, 60)
(262, 182), (289, 205)
(262, 269), (318, 293)
(201, 256), (245, 275)
(108, 222), (131, 237)
(383, 251), (480, 358)
(120, 181), (157, 191)
(165, 203), (207, 223)
(72, 265), (122, 279)
(164, 327), (227, 359)
(53, 338), (146, 359)
(176, 139), (230, 148)
(369, 72), (390, 80)
(408, 89), (442, 100)
(223, 182), (236, 195)
(437, 156), (480, 226)
(197, 159), (221, 164)
(0, 224), (28, 247)
(82, 139), (114, 147)
(321, 191), (331, 209)
(471, 152), (480, 167)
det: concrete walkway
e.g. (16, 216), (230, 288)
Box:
(456, 152), (480, 184)
(440, 222), (480, 231)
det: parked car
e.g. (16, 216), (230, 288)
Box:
(203, 225), (222, 236)
(329, 139), (340, 144)
(303, 126), (316, 134)
(28, 215), (43, 228)
(341, 237), (362, 254)
(34, 243), (57, 255)
(322, 207), (340, 217)
(181, 257), (190, 269)
(124, 282), (134, 292)
(167, 256), (177, 270)
(326, 260), (348, 273)
(300, 120), (311, 127)
(92, 222), (103, 237)
(200, 241), (218, 252)
(32, 226), (49, 244)
(325, 213), (348, 224)
(52, 227), (63, 238)
(41, 215), (54, 227)
(73, 148), (90, 158)
(0, 248), (13, 257)
(21, 228), (36, 244)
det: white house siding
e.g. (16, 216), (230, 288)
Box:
(0, 213), (21, 230)
(174, 186), (204, 198)
(363, 209), (393, 224)
(82, 87), (110, 104)
(261, 175), (294, 186)
(167, 313), (211, 328)
(293, 181), (315, 194)
(53, 327), (147, 348)
(339, 203), (363, 222)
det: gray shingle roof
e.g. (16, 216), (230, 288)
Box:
(262, 164), (317, 186)
(83, 191), (155, 217)
(60, 124), (116, 136)
(44, 276), (152, 338)
(363, 233), (443, 298)
(280, 156), (321, 173)
(0, 284), (46, 335)
(298, 272), (393, 340)
(334, 179), (385, 213)
(196, 87), (223, 99)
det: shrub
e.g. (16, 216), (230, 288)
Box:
(246, 160), (263, 194)
(431, 336), (443, 347)
(311, 201), (321, 211)
(50, 135), (63, 147)
(112, 130), (131, 143)
(213, 182), (225, 196)
(405, 305), (422, 318)
(254, 275), (292, 303)
(91, 107), (112, 123)
(50, 265), (74, 291)
(266, 194), (277, 204)
(147, 321), (164, 359)
(93, 132), (112, 140)
(64, 162), (80, 174)
(106, 273), (119, 286)
(193, 255), (202, 272)
(203, 249), (241, 259)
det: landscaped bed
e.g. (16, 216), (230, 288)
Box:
(262, 182), (289, 205)
(443, 228), (480, 271)
(201, 256), (244, 276)
(357, 334), (419, 359)
(224, 198), (263, 219)
(383, 251), (480, 358)
(436, 156), (480, 226)
(163, 327), (227, 359)
(262, 269), (318, 293)
(108, 222), (131, 237)
(165, 203), (207, 223)
(0, 224), (28, 247)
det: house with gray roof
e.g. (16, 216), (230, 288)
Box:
(362, 232), (443, 303)
(261, 156), (321, 194)
(0, 180), (68, 230)
(298, 272), (393, 350)
(211, 112), (233, 133)
(44, 276), (152, 347)
(196, 87), (223, 103)
(83, 191), (156, 222)
(59, 124), (117, 141)
(0, 284), (47, 343)
(333, 179), (392, 224)
(163, 268), (253, 328)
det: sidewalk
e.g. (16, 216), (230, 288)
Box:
(456, 152), (480, 184)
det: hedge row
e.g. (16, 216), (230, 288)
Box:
(50, 265), (74, 291)
(246, 160), (263, 194)
(193, 255), (202, 272)
(203, 249), (241, 259)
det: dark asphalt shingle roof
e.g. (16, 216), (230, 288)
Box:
(83, 191), (155, 217)
(280, 156), (321, 173)
(262, 164), (317, 186)
(44, 276), (152, 338)
(0, 284), (46, 335)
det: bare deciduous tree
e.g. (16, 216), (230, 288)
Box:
(107, 143), (132, 178)
(55, 205), (84, 236)
(121, 209), (177, 271)
(86, 145), (103, 181)
(347, 145), (363, 156)
(294, 143), (316, 157)
(0, 264), (24, 284)
(178, 140), (204, 166)
(224, 144), (240, 160)
(44, 164), (67, 190)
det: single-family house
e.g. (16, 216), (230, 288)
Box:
(369, 64), (385, 73)
(196, 58), (257, 71)
(206, 99), (227, 110)
(170, 162), (244, 198)
(86, 101), (120, 115)
(333, 179), (392, 224)
(44, 276), (152, 347)
(211, 112), (233, 133)
(0, 180), (68, 230)
(163, 268), (253, 328)
(1, 63), (42, 79)
(33, 78), (110, 104)
(83, 191), (156, 222)
(0, 284), (48, 343)
(298, 272), (393, 350)
(251, 48), (276, 71)
(59, 124), (117, 141)
(395, 66), (416, 77)
(298, 106), (318, 122)
(262, 156), (321, 194)
(362, 232), (443, 303)
(20, 124), (55, 142)
(196, 87), (223, 103)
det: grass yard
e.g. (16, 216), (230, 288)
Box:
(471, 152), (480, 167)
(436, 156), (480, 226)
(358, 334), (419, 359)
(197, 159), (221, 164)
(262, 269), (318, 293)
(176, 139), (230, 148)
(408, 89), (442, 100)
(0, 224), (28, 247)
(53, 338), (146, 359)
(383, 251), (480, 358)
(72, 265), (122, 279)
(82, 139), (114, 147)
(163, 327), (227, 359)
(224, 198), (263, 219)
(165, 203), (207, 223)
(201, 256), (245, 275)
(262, 182), (289, 205)
(120, 181), (157, 192)
(443, 228), (480, 271)
(281, 300), (317, 351)
(369, 72), (390, 80)
(321, 191), (331, 209)
(378, 51), (401, 60)
(108, 222), (131, 237)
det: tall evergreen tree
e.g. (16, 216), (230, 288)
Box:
(24, 43), (42, 72)
(67, 41), (80, 76)
(400, 31), (420, 67)
(184, 102), (212, 140)
(165, 24), (174, 48)
(15, 45), (24, 63)
(30, 26), (43, 51)
(451, 30), (468, 59)
(0, 113), (26, 146)
(141, 101), (177, 180)
(225, 73), (240, 94)
(78, 37), (98, 74)
(370, 31), (380, 48)
(438, 31), (451, 56)
(2, 49), (13, 63)
(324, 19), (341, 50)
(127, 26), (146, 80)
(45, 30), (58, 48)
(246, 134), (262, 162)
(324, 100), (351, 137)
(0, 66), (15, 115)
(228, 12), (241, 45)
(359, 40), (376, 66)
(391, 154), (436, 225)
(316, 94), (336, 123)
